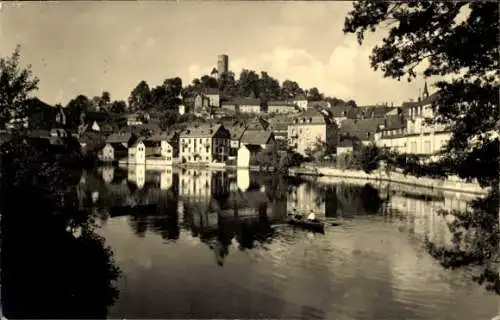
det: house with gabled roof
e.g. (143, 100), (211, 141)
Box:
(235, 98), (263, 114)
(101, 132), (133, 161)
(267, 100), (297, 114)
(338, 117), (386, 147)
(179, 123), (230, 164)
(288, 109), (337, 157)
(144, 130), (180, 163)
(127, 135), (146, 164)
(237, 130), (276, 168)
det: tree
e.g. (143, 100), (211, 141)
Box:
(258, 72), (281, 101)
(210, 67), (218, 78)
(346, 99), (357, 108)
(281, 80), (304, 100)
(110, 100), (126, 114)
(66, 94), (92, 129)
(200, 75), (218, 89)
(238, 69), (260, 98)
(0, 45), (40, 130)
(101, 91), (111, 105)
(128, 80), (151, 111)
(344, 1), (499, 293)
(353, 143), (380, 174)
(307, 87), (323, 101)
(218, 71), (238, 99)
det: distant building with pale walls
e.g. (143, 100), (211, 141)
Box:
(287, 108), (337, 157)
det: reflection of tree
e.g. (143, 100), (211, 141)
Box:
(425, 188), (499, 294)
(359, 184), (383, 214)
(0, 139), (120, 319)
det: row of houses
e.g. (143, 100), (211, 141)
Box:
(98, 119), (277, 168)
(286, 87), (454, 158)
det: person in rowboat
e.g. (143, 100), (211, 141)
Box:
(307, 210), (316, 221)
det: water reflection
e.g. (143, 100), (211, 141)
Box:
(71, 166), (500, 318)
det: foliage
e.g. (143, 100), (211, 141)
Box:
(353, 143), (380, 174)
(343, 1), (499, 187)
(0, 45), (40, 130)
(280, 80), (305, 100)
(0, 138), (120, 318)
(307, 87), (323, 101)
(128, 80), (152, 111)
(251, 148), (305, 172)
(65, 94), (93, 129)
(344, 1), (499, 294)
(426, 188), (499, 294)
(109, 100), (127, 113)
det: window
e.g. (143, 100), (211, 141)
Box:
(206, 156), (209, 161)
(424, 140), (431, 154)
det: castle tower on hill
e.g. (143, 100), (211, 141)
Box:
(217, 54), (229, 77)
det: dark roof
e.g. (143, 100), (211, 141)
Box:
(222, 121), (247, 140)
(291, 109), (333, 125)
(382, 115), (406, 131)
(240, 130), (273, 145)
(307, 101), (330, 109)
(246, 117), (270, 131)
(267, 114), (292, 131)
(267, 100), (295, 106)
(357, 105), (392, 118)
(146, 131), (171, 142)
(179, 123), (223, 138)
(329, 104), (358, 118)
(128, 136), (145, 147)
(106, 132), (132, 144)
(135, 123), (161, 134)
(234, 98), (261, 106)
(339, 118), (386, 141)
(243, 144), (263, 153)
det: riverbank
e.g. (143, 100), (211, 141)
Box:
(288, 166), (489, 195)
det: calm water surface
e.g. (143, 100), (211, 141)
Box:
(22, 166), (500, 319)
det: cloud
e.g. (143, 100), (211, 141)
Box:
(185, 37), (428, 105)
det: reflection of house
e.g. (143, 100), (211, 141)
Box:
(102, 132), (132, 161)
(236, 169), (250, 191)
(127, 164), (146, 189)
(287, 109), (337, 157)
(237, 131), (276, 168)
(179, 169), (213, 203)
(160, 167), (174, 190)
(179, 124), (230, 163)
(101, 166), (115, 183)
(287, 183), (325, 214)
(128, 136), (146, 164)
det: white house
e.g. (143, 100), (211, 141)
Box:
(236, 130), (276, 167)
(128, 137), (146, 164)
(91, 121), (100, 132)
(179, 124), (230, 164)
(204, 88), (220, 108)
(144, 131), (179, 164)
(293, 94), (308, 111)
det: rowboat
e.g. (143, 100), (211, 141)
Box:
(286, 214), (325, 234)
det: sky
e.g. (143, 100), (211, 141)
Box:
(1, 1), (430, 106)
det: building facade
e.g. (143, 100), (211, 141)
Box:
(179, 124), (230, 163)
(287, 109), (337, 157)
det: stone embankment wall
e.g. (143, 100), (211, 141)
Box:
(289, 166), (488, 195)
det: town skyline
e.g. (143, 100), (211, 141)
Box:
(4, 1), (432, 106)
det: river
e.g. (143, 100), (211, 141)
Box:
(3, 165), (499, 319)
